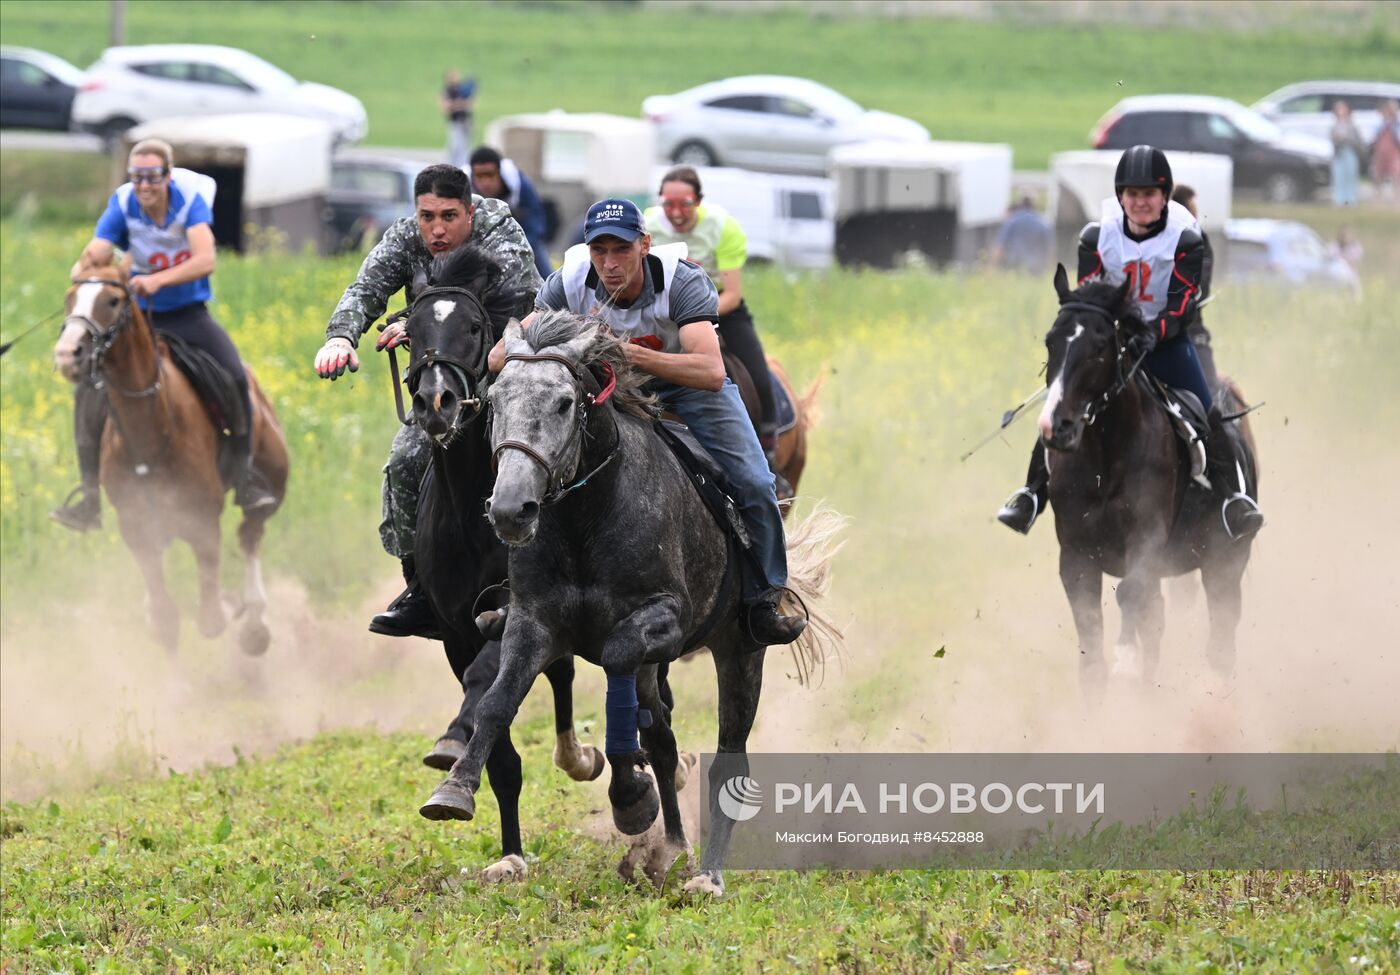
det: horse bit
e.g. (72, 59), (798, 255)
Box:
(491, 351), (617, 506)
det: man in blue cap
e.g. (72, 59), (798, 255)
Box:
(489, 198), (805, 646)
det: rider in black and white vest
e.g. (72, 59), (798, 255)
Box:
(997, 145), (1265, 542)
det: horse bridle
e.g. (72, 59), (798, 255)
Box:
(66, 277), (162, 399)
(1054, 300), (1148, 428)
(491, 351), (617, 506)
(389, 285), (492, 430)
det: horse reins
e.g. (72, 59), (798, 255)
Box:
(491, 351), (618, 506)
(67, 277), (163, 400)
(385, 285), (491, 431)
(1056, 301), (1148, 428)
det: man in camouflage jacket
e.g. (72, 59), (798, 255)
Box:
(314, 163), (543, 638)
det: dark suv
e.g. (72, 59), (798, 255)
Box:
(1092, 95), (1332, 203)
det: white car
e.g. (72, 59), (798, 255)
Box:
(1253, 80), (1400, 146)
(642, 76), (928, 176)
(72, 44), (367, 144)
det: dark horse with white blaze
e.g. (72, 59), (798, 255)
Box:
(53, 261), (288, 654)
(1040, 265), (1257, 694)
(399, 244), (606, 881)
(418, 310), (841, 897)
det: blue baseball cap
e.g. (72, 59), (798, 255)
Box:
(583, 198), (646, 243)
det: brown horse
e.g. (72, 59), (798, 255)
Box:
(53, 261), (288, 655)
(726, 353), (824, 513)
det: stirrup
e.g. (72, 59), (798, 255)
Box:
(1221, 493), (1264, 542)
(996, 487), (1039, 534)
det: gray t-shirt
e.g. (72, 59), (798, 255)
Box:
(536, 254), (718, 326)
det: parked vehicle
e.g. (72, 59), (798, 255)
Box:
(642, 76), (928, 175)
(324, 155), (424, 253)
(1220, 218), (1360, 297)
(1091, 94), (1331, 203)
(0, 46), (84, 131)
(1253, 80), (1400, 145)
(73, 44), (367, 144)
(651, 165), (834, 269)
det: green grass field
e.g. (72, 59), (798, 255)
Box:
(1, 1), (1398, 167)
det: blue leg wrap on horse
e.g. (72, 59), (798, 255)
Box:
(605, 674), (640, 755)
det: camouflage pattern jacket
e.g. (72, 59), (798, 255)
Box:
(325, 196), (543, 346)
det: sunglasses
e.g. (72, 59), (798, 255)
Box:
(128, 169), (168, 185)
(659, 197), (698, 210)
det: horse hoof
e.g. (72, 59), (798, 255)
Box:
(423, 736), (467, 771)
(239, 620), (271, 657)
(419, 780), (476, 821)
(612, 783), (660, 836)
(683, 870), (725, 898)
(475, 608), (507, 640)
(477, 854), (527, 883)
(577, 745), (606, 782)
(674, 751), (699, 792)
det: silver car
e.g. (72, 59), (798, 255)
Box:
(643, 75), (928, 175)
(1253, 80), (1400, 146)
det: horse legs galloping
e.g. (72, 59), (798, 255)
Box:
(1059, 548), (1105, 702)
(119, 514), (180, 653)
(1201, 551), (1248, 679)
(1135, 577), (1166, 683)
(188, 515), (227, 641)
(235, 509), (273, 657)
(420, 611), (554, 821)
(686, 634), (765, 899)
(617, 664), (690, 887)
(1112, 569), (1163, 683)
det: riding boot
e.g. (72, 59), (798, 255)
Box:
(745, 587), (807, 646)
(50, 389), (104, 533)
(369, 555), (442, 640)
(234, 462), (279, 513)
(1206, 407), (1264, 542)
(996, 441), (1049, 535)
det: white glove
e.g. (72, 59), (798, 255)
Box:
(376, 321), (408, 351)
(314, 337), (360, 380)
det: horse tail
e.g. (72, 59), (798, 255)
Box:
(779, 501), (847, 687)
(798, 367), (828, 431)
(1216, 374), (1259, 470)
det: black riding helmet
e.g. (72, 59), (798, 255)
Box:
(1114, 145), (1173, 198)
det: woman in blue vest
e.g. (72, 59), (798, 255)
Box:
(52, 138), (274, 531)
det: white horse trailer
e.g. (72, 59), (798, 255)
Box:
(122, 114), (333, 254)
(829, 140), (1012, 269)
(484, 112), (655, 253)
(1049, 150), (1234, 233)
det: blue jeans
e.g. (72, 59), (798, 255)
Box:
(653, 379), (787, 593)
(1146, 334), (1212, 412)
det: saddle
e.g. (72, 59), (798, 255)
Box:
(162, 334), (248, 484)
(1140, 374), (1209, 487)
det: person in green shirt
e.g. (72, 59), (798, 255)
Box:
(644, 166), (790, 498)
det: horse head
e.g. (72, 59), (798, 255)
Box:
(54, 260), (134, 384)
(404, 245), (504, 443)
(1038, 264), (1143, 451)
(486, 311), (627, 546)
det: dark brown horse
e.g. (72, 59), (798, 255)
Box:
(53, 260), (288, 654)
(1040, 266), (1257, 697)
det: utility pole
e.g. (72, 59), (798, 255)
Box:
(110, 0), (126, 47)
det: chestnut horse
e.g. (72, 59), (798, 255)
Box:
(53, 261), (288, 655)
(726, 353), (824, 513)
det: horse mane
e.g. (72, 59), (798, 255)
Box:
(429, 243), (531, 335)
(519, 309), (660, 421)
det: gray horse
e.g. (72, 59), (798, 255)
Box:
(418, 310), (841, 896)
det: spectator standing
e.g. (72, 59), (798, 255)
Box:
(442, 70), (477, 168)
(1330, 100), (1365, 207)
(989, 194), (1053, 274)
(1369, 99), (1400, 201)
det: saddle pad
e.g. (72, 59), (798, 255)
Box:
(162, 333), (248, 438)
(771, 374), (797, 436)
